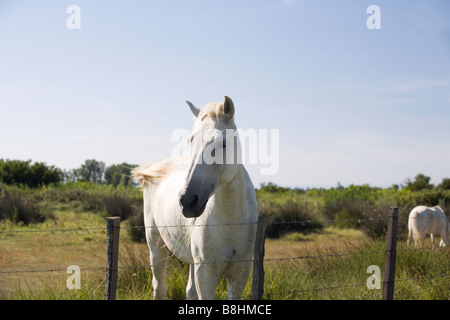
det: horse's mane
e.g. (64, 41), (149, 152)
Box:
(198, 102), (234, 124)
(132, 156), (186, 188)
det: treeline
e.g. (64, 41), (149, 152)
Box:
(260, 173), (450, 193)
(0, 159), (137, 188)
(402, 173), (450, 191)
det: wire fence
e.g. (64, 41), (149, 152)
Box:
(0, 212), (449, 300)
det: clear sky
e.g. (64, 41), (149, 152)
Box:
(1, 0), (449, 188)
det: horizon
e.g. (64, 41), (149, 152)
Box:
(0, 157), (445, 191)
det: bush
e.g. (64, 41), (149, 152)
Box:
(102, 195), (135, 220)
(359, 206), (389, 239)
(0, 194), (50, 225)
(127, 209), (145, 243)
(260, 200), (323, 238)
(102, 193), (144, 243)
(335, 207), (363, 229)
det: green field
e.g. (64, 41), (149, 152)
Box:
(0, 183), (449, 300)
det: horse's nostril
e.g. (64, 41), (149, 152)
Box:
(191, 194), (199, 207)
(180, 193), (200, 209)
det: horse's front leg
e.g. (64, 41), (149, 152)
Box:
(148, 229), (169, 300)
(186, 264), (198, 300)
(224, 261), (252, 300)
(194, 263), (221, 300)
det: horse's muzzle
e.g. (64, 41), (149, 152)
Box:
(179, 192), (208, 218)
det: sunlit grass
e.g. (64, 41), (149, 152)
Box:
(1, 211), (448, 300)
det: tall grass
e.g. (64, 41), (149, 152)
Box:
(113, 237), (449, 300)
(2, 229), (448, 300)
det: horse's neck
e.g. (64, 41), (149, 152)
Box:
(212, 165), (246, 221)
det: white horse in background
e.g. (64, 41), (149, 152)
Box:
(132, 96), (258, 300)
(408, 205), (450, 249)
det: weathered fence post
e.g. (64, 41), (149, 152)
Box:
(105, 216), (120, 300)
(382, 207), (398, 300)
(251, 215), (268, 300)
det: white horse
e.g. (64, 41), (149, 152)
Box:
(132, 96), (258, 300)
(408, 205), (450, 249)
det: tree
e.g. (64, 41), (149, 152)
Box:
(79, 159), (105, 184)
(259, 182), (289, 194)
(405, 173), (433, 191)
(0, 159), (62, 187)
(0, 159), (29, 185)
(104, 163), (137, 187)
(29, 162), (63, 187)
(437, 178), (450, 191)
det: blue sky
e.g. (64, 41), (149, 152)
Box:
(1, 0), (450, 188)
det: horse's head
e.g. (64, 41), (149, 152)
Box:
(179, 96), (240, 218)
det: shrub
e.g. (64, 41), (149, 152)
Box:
(102, 193), (145, 243)
(335, 207), (363, 229)
(0, 194), (50, 225)
(127, 209), (145, 243)
(260, 200), (323, 238)
(359, 206), (389, 239)
(102, 195), (135, 220)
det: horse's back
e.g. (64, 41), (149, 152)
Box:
(409, 205), (445, 235)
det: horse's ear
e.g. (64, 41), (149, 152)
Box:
(186, 100), (200, 118)
(223, 96), (234, 120)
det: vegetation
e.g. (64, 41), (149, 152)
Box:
(257, 178), (450, 239)
(0, 161), (448, 299)
(1, 158), (137, 187)
(0, 159), (62, 188)
(1, 214), (448, 300)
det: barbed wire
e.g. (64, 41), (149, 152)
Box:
(0, 216), (448, 299)
(1, 213), (449, 234)
(0, 244), (446, 276)
(0, 227), (106, 234)
(0, 266), (106, 275)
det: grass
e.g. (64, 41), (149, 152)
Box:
(0, 210), (107, 299)
(263, 229), (449, 300)
(0, 210), (448, 300)
(262, 228), (381, 299)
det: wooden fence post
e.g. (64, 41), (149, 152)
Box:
(382, 207), (398, 300)
(105, 216), (120, 300)
(251, 215), (268, 300)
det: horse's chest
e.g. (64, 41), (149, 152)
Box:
(193, 224), (255, 259)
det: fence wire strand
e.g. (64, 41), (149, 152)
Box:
(0, 215), (448, 299)
(1, 213), (449, 234)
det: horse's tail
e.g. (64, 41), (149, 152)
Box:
(131, 163), (169, 188)
(131, 164), (155, 188)
(132, 156), (186, 188)
(408, 208), (420, 246)
(407, 226), (414, 246)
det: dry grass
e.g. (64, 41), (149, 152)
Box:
(0, 211), (107, 298)
(0, 212), (448, 300)
(265, 227), (367, 260)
